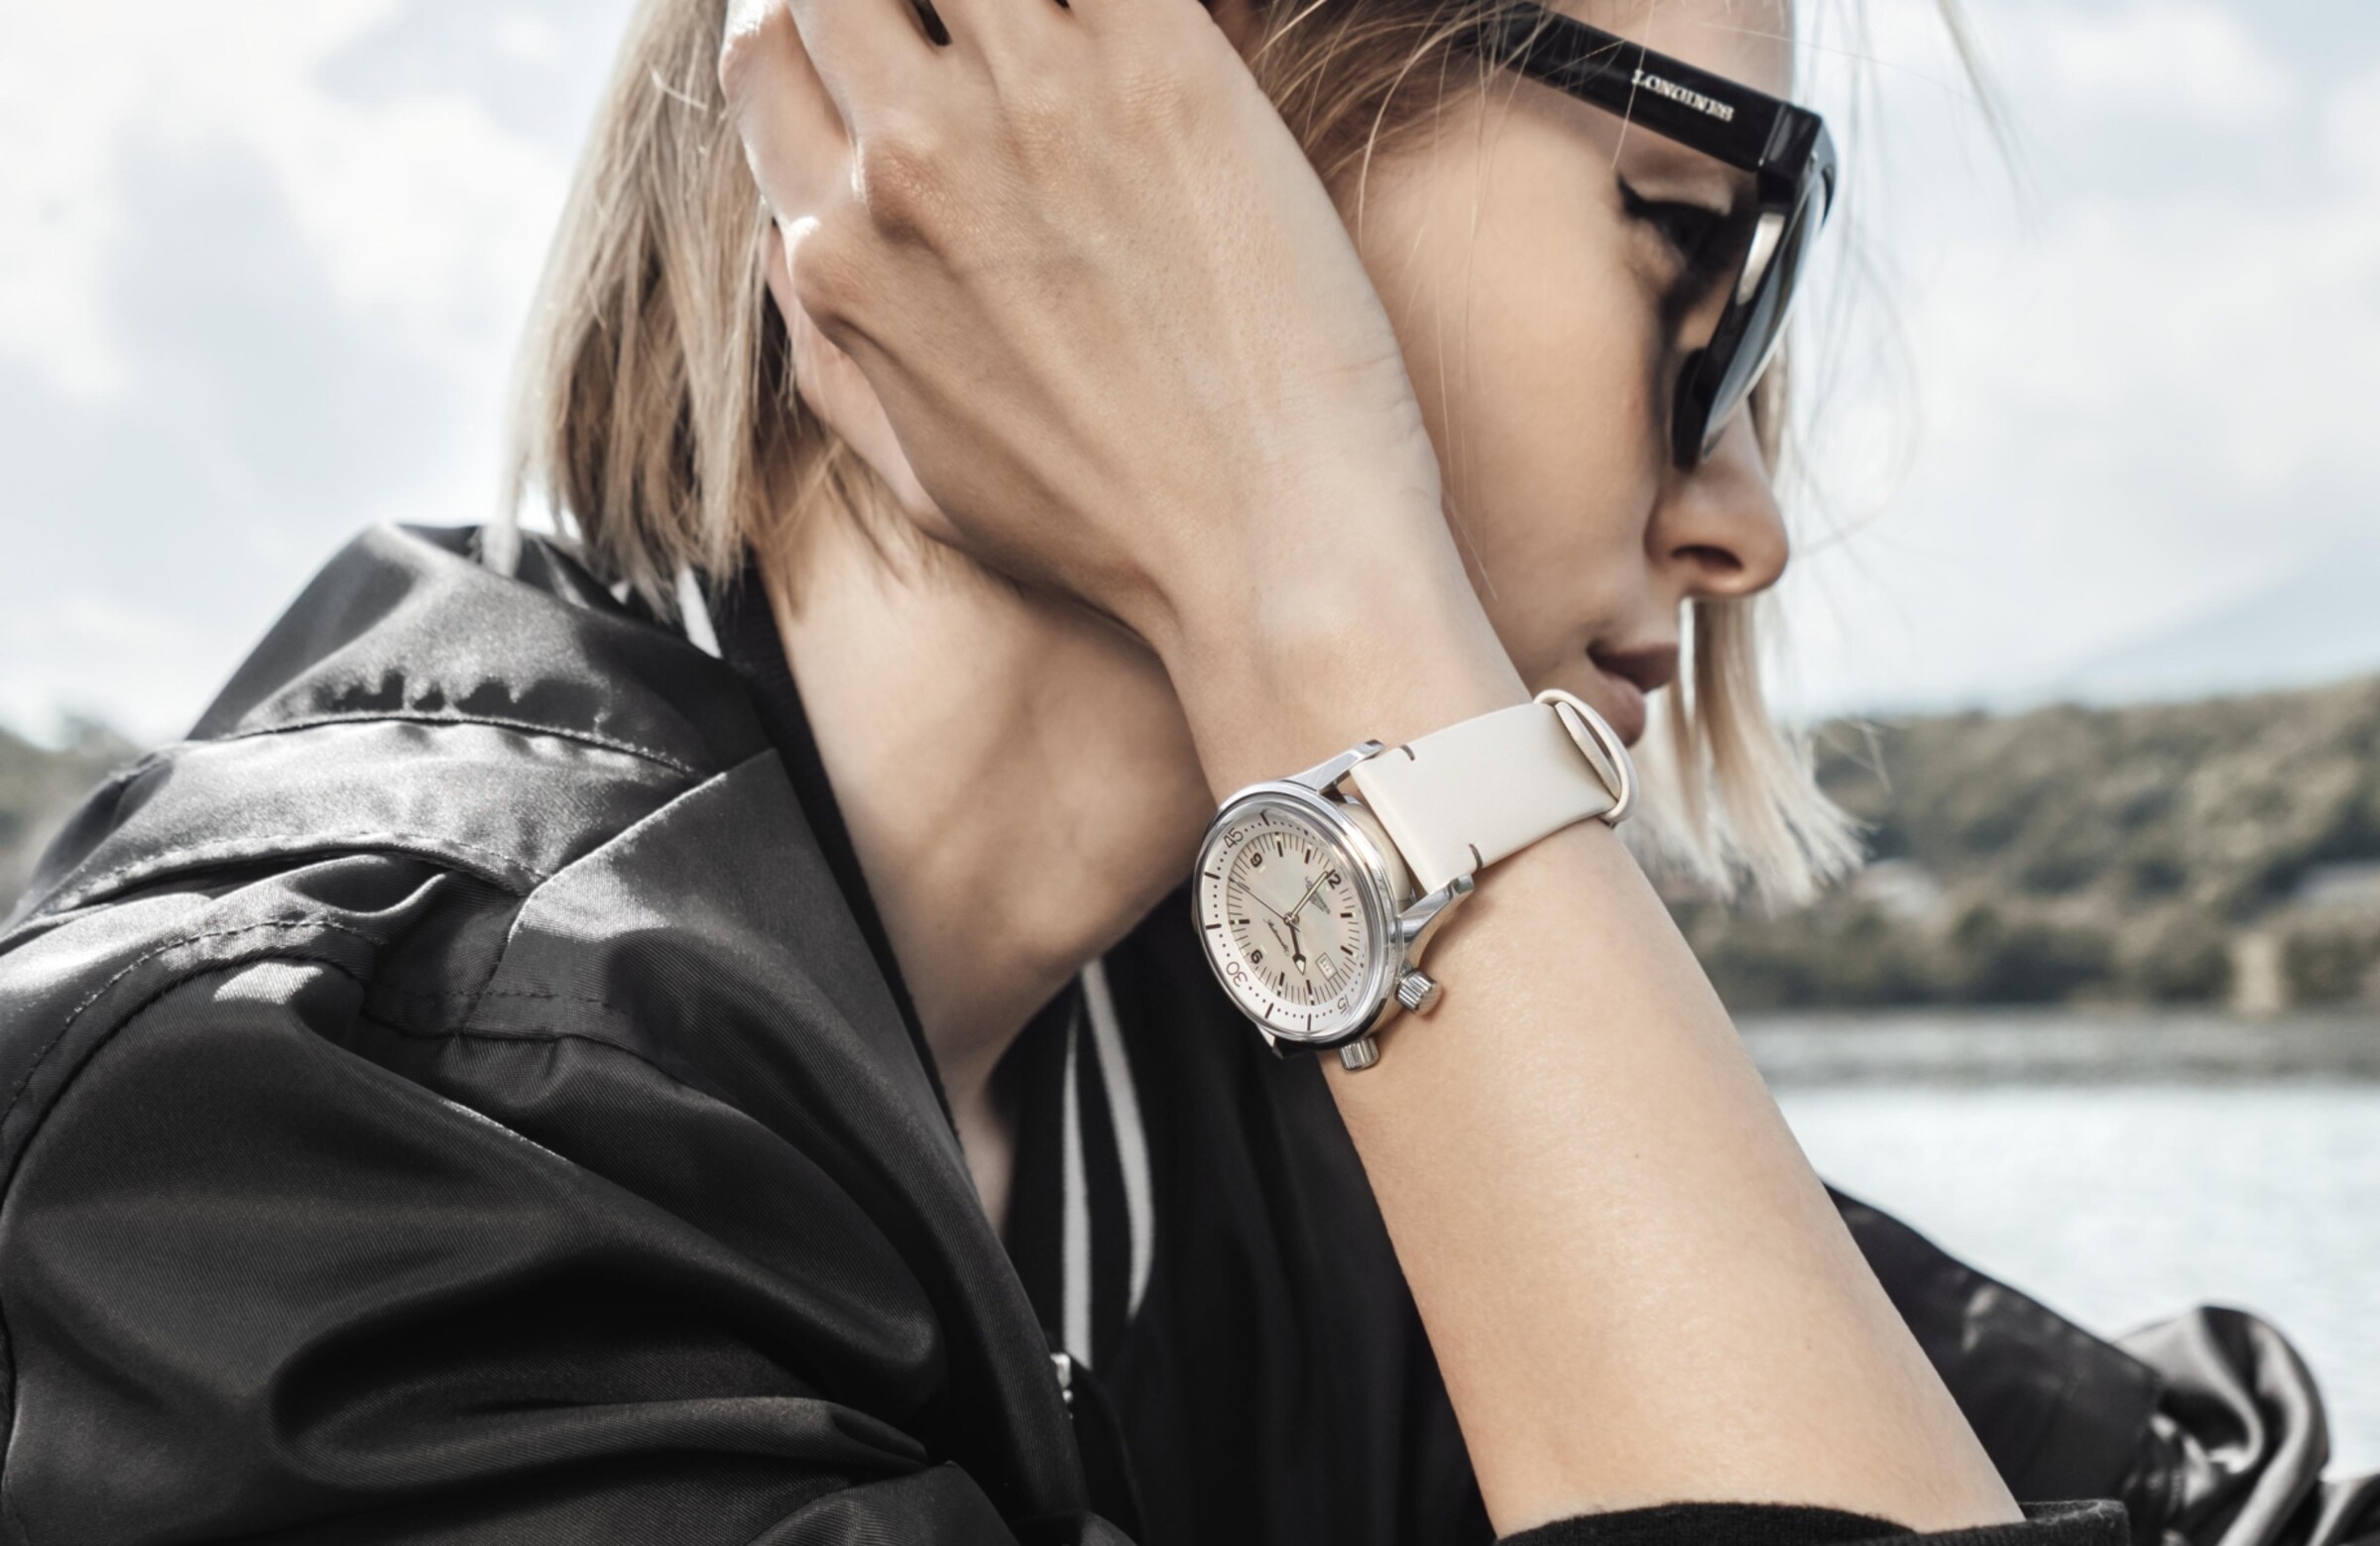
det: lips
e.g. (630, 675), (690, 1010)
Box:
(1583, 642), (1681, 748)
(1589, 673), (1649, 747)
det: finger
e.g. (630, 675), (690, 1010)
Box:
(765, 234), (953, 537)
(724, 0), (930, 139)
(721, 0), (852, 230)
(783, 0), (939, 124)
(930, 0), (1074, 73)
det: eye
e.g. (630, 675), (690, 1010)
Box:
(1616, 178), (1734, 284)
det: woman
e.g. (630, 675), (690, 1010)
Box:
(0, 0), (2368, 1542)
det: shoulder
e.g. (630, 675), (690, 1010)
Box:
(10, 523), (768, 933)
(0, 528), (1071, 1541)
(0, 523), (923, 1185)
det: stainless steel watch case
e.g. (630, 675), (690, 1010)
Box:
(1194, 741), (1475, 1072)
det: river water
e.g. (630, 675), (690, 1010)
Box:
(1746, 1011), (2380, 1475)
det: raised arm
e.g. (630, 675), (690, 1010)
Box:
(720, 0), (2022, 1534)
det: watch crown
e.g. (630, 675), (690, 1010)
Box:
(1396, 970), (1441, 1014)
(1338, 1037), (1382, 1072)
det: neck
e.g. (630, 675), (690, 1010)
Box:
(766, 518), (1213, 1224)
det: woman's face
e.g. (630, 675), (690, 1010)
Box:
(1341, 0), (1797, 746)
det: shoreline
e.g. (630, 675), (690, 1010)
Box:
(1740, 1008), (2380, 1086)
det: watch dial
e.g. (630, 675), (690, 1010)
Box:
(1195, 795), (1385, 1042)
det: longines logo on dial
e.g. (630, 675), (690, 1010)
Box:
(1631, 66), (1737, 123)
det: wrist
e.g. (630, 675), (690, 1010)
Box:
(1162, 543), (1525, 800)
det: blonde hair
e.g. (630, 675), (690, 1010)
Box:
(505, 0), (1884, 906)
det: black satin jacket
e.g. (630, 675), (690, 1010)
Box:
(0, 526), (2368, 1546)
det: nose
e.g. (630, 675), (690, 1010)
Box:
(1645, 409), (1790, 603)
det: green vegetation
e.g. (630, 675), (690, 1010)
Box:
(1673, 675), (2380, 1011)
(0, 719), (141, 913)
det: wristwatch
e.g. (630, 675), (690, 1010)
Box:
(1192, 689), (1637, 1070)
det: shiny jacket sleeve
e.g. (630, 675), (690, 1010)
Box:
(2115, 1309), (2380, 1546)
(1833, 1200), (2380, 1546)
(0, 895), (1124, 1545)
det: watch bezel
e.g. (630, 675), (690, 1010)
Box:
(1192, 781), (1402, 1047)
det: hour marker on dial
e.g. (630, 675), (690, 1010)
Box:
(1197, 796), (1380, 1046)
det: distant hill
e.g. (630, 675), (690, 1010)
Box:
(1675, 673), (2380, 1011)
(0, 720), (140, 915)
(9, 678), (2380, 1013)
(2048, 538), (2380, 706)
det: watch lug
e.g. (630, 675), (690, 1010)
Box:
(1286, 741), (1387, 794)
(1396, 873), (1476, 959)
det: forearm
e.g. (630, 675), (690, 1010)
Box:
(1335, 819), (2014, 1534)
(718, 0), (2020, 1521)
(1170, 554), (2020, 1540)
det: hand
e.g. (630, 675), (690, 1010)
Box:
(720, 0), (1453, 664)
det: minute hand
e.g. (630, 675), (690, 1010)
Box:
(1244, 887), (1298, 926)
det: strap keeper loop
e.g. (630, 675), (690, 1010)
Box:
(1535, 688), (1638, 827)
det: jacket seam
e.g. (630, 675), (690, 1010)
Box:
(355, 1011), (740, 1100)
(0, 919), (389, 1136)
(36, 834), (547, 919)
(374, 983), (623, 1011)
(210, 711), (708, 781)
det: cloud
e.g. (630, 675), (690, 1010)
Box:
(2325, 55), (2380, 185)
(1772, 0), (2380, 717)
(0, 138), (465, 739)
(0, 0), (570, 399)
(0, 0), (2372, 738)
(0, 0), (634, 741)
(2034, 0), (2294, 131)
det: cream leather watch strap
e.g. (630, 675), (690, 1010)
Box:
(1344, 692), (1633, 893)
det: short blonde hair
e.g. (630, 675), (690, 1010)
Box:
(504, 0), (1866, 905)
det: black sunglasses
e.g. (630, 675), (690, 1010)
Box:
(1453, 4), (1839, 468)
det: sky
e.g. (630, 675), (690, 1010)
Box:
(1, 0), (2376, 744)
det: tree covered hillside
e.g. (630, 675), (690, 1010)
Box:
(1675, 675), (2380, 1011)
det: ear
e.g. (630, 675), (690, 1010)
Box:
(762, 227), (958, 543)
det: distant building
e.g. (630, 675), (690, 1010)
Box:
(2229, 931), (2289, 1017)
(1851, 860), (1949, 926)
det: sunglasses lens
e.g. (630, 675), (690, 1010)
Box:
(1691, 172), (1829, 461)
